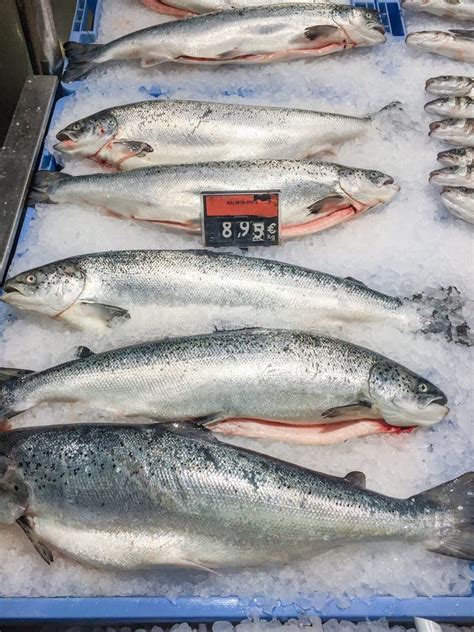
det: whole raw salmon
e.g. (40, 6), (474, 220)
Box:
(0, 423), (472, 569)
(0, 328), (449, 444)
(62, 4), (386, 81)
(54, 99), (401, 170)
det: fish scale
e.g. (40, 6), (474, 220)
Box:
(0, 423), (471, 570)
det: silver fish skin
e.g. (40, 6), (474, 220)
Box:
(0, 329), (449, 444)
(62, 5), (385, 81)
(26, 161), (399, 238)
(426, 76), (474, 99)
(54, 99), (400, 170)
(429, 118), (474, 147)
(1, 423), (472, 569)
(141, 0), (351, 18)
(406, 30), (474, 62)
(437, 147), (474, 166)
(425, 97), (474, 119)
(2, 251), (469, 347)
(430, 165), (474, 188)
(402, 0), (474, 20)
(441, 186), (474, 223)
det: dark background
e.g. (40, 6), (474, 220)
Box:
(0, 0), (76, 144)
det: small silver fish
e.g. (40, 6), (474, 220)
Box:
(437, 147), (474, 166)
(141, 0), (351, 17)
(406, 30), (474, 62)
(402, 0), (474, 21)
(430, 165), (474, 188)
(441, 186), (474, 223)
(2, 251), (470, 346)
(429, 118), (474, 147)
(1, 423), (472, 569)
(426, 76), (474, 98)
(0, 329), (449, 444)
(54, 99), (402, 170)
(26, 161), (399, 239)
(425, 97), (474, 119)
(63, 4), (386, 82)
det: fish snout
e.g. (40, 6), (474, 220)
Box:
(429, 121), (442, 135)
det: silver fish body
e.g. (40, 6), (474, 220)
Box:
(429, 118), (474, 147)
(63, 4), (385, 81)
(0, 329), (449, 443)
(1, 423), (472, 569)
(437, 147), (474, 166)
(425, 97), (474, 119)
(430, 165), (474, 188)
(141, 0), (351, 17)
(406, 30), (474, 62)
(441, 186), (474, 223)
(27, 161), (399, 238)
(402, 0), (474, 20)
(3, 250), (469, 347)
(426, 76), (474, 98)
(54, 99), (397, 170)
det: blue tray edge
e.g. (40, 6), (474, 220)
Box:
(0, 595), (473, 623)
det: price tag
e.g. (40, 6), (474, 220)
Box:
(202, 191), (280, 248)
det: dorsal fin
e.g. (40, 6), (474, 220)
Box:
(76, 346), (95, 359)
(344, 276), (367, 287)
(344, 471), (366, 488)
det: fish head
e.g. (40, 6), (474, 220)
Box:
(335, 8), (386, 45)
(368, 360), (449, 427)
(437, 148), (468, 165)
(0, 456), (29, 524)
(426, 75), (472, 95)
(1, 262), (85, 317)
(430, 165), (468, 186)
(429, 117), (473, 141)
(442, 185), (473, 209)
(338, 167), (399, 210)
(425, 97), (458, 117)
(54, 112), (118, 158)
(406, 31), (450, 52)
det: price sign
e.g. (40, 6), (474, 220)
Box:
(202, 191), (280, 248)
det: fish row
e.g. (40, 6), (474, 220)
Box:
(425, 78), (474, 224)
(406, 30), (474, 62)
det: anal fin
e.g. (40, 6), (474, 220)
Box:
(17, 516), (54, 565)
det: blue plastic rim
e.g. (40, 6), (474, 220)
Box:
(0, 0), (471, 624)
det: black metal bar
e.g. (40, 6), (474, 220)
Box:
(14, 0), (64, 76)
(0, 75), (58, 285)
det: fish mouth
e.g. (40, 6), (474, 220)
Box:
(56, 131), (75, 142)
(372, 24), (386, 35)
(421, 394), (448, 408)
(429, 121), (443, 134)
(0, 282), (29, 305)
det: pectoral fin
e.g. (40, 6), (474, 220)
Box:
(17, 516), (53, 565)
(308, 196), (347, 215)
(321, 401), (372, 420)
(304, 25), (340, 42)
(109, 140), (153, 160)
(59, 302), (130, 331)
(344, 471), (367, 489)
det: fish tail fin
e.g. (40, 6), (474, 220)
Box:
(27, 171), (70, 206)
(413, 473), (473, 561)
(62, 41), (102, 82)
(371, 101), (415, 133)
(410, 285), (472, 347)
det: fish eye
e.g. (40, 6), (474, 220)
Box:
(25, 274), (36, 284)
(72, 123), (80, 130)
(370, 170), (380, 178)
(418, 382), (429, 393)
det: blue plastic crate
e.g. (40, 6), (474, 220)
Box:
(352, 0), (405, 36)
(69, 0), (103, 43)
